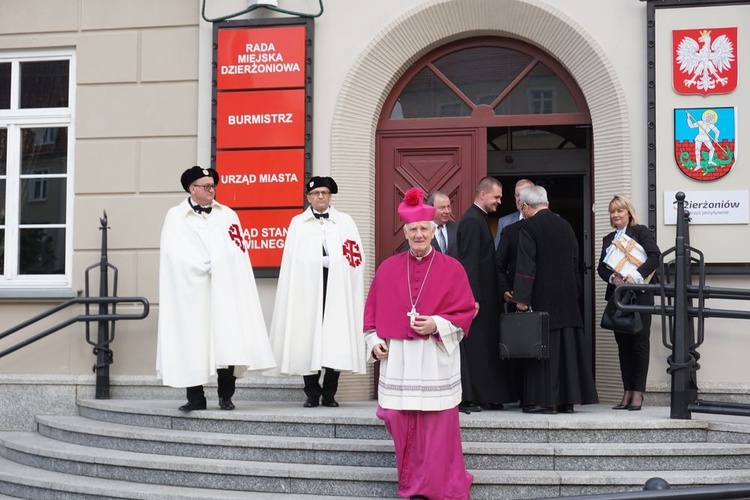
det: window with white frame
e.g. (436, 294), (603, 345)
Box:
(0, 50), (74, 288)
(528, 88), (556, 114)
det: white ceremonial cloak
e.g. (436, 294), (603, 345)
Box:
(156, 199), (276, 388)
(266, 206), (366, 376)
(365, 317), (465, 411)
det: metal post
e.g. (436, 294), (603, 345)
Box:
(95, 212), (111, 399)
(670, 192), (692, 419)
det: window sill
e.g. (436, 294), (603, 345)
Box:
(0, 288), (80, 300)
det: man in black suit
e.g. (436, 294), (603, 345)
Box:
(496, 219), (523, 313)
(457, 177), (515, 413)
(428, 191), (459, 258)
(494, 179), (534, 249)
(496, 218), (525, 407)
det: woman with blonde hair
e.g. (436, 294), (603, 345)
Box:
(597, 195), (661, 411)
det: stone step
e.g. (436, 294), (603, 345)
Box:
(36, 414), (750, 471)
(77, 399), (711, 443)
(107, 374), (305, 402)
(0, 454), (385, 500)
(3, 432), (750, 499)
(0, 431), (398, 498)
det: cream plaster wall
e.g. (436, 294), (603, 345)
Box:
(0, 0), (201, 375)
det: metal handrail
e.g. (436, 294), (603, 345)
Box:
(562, 481), (750, 499)
(0, 211), (150, 399)
(0, 296), (149, 358)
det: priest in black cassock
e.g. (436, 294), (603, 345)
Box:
(457, 176), (516, 413)
(512, 185), (598, 414)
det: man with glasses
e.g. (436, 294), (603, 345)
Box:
(157, 166), (276, 412)
(267, 176), (366, 407)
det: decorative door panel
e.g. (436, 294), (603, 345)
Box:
(376, 129), (485, 264)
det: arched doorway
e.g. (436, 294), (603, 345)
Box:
(375, 35), (595, 345)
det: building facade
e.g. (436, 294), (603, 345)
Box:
(1, 0), (749, 403)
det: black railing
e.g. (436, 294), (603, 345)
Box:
(611, 192), (750, 419)
(0, 212), (150, 399)
(563, 480), (750, 499)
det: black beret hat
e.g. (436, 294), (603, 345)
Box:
(180, 166), (219, 193)
(306, 176), (338, 194)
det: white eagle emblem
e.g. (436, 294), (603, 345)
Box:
(675, 30), (735, 92)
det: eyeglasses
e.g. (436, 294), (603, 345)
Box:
(192, 184), (217, 191)
(308, 190), (331, 198)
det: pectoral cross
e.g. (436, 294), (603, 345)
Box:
(407, 306), (419, 326)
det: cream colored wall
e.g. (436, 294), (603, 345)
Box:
(0, 0), (201, 374)
(2, 0), (748, 398)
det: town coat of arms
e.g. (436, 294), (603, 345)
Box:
(673, 27), (737, 96)
(674, 107), (736, 181)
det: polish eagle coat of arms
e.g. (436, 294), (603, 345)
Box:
(673, 27), (737, 96)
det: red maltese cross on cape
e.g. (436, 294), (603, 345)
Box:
(673, 27), (737, 96)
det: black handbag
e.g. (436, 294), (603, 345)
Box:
(600, 290), (643, 334)
(499, 310), (549, 359)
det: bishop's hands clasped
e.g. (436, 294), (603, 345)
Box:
(411, 315), (437, 336)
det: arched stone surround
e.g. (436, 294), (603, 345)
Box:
(330, 0), (631, 284)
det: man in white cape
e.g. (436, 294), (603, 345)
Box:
(157, 166), (276, 411)
(267, 176), (366, 407)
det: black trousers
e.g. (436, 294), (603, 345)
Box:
(303, 368), (340, 401)
(185, 366), (236, 402)
(301, 262), (339, 401)
(614, 292), (653, 393)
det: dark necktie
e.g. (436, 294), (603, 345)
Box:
(437, 225), (447, 252)
(193, 205), (212, 214)
(314, 212), (329, 219)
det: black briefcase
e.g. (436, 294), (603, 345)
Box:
(499, 311), (550, 359)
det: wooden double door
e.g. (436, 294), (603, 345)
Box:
(375, 125), (594, 341)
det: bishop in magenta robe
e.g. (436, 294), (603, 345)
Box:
(364, 187), (476, 499)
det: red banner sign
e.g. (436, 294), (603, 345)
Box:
(216, 149), (305, 208)
(217, 25), (306, 90)
(216, 89), (305, 149)
(236, 208), (299, 268)
(214, 20), (311, 272)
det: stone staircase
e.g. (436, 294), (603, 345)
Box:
(2, 395), (750, 499)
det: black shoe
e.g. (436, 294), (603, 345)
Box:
(458, 402), (482, 414)
(523, 405), (557, 414)
(612, 403), (629, 410)
(628, 394), (644, 411)
(219, 398), (235, 410)
(321, 398), (339, 407)
(303, 397), (320, 408)
(481, 402), (505, 411)
(557, 404), (575, 414)
(178, 400), (207, 412)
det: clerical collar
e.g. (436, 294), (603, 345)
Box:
(409, 247), (434, 261)
(474, 202), (488, 215)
